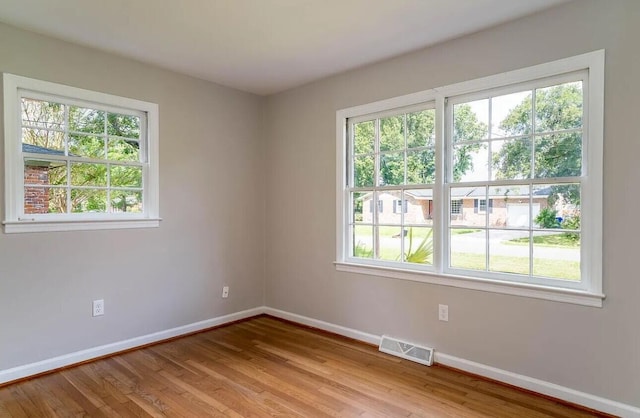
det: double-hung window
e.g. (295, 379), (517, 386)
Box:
(336, 51), (604, 306)
(3, 74), (160, 233)
(348, 104), (436, 264)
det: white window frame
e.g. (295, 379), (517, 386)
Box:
(3, 74), (160, 233)
(335, 51), (604, 307)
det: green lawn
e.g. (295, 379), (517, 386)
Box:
(451, 229), (481, 235)
(353, 227), (579, 280)
(507, 233), (580, 248)
(371, 226), (478, 237)
(377, 226), (431, 238)
(451, 252), (580, 280)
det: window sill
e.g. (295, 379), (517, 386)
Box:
(334, 262), (604, 307)
(3, 218), (161, 233)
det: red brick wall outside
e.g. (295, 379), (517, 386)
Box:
(362, 193), (433, 225)
(363, 194), (551, 227)
(24, 165), (50, 214)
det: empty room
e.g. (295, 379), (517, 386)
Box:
(0, 0), (638, 416)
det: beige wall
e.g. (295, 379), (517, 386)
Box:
(1, 0), (639, 410)
(0, 23), (266, 369)
(264, 0), (640, 407)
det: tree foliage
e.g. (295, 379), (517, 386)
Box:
(493, 83), (583, 205)
(353, 105), (486, 187)
(535, 207), (561, 229)
(21, 99), (142, 213)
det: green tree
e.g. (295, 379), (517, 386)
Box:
(353, 105), (485, 186)
(493, 83), (583, 201)
(21, 99), (142, 213)
(452, 104), (487, 181)
(492, 82), (583, 236)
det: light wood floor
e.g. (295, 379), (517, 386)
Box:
(0, 316), (607, 417)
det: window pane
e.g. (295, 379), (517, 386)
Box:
(71, 189), (107, 213)
(69, 134), (105, 159)
(379, 115), (404, 152)
(21, 98), (65, 130)
(533, 231), (580, 280)
(24, 187), (66, 214)
(451, 186), (486, 227)
(351, 192), (368, 223)
(353, 120), (374, 154)
(452, 143), (488, 182)
(71, 163), (107, 186)
(108, 139), (140, 162)
(404, 189), (433, 225)
(453, 99), (488, 142)
(69, 106), (105, 134)
(379, 152), (404, 186)
(406, 149), (435, 184)
(24, 160), (67, 186)
(489, 230), (530, 275)
(110, 165), (143, 188)
(404, 227), (433, 265)
(111, 191), (143, 213)
(532, 183), (580, 228)
(22, 128), (65, 152)
(488, 185), (531, 228)
(534, 133), (582, 178)
(377, 191), (401, 225)
(353, 155), (374, 187)
(352, 225), (373, 259)
(491, 138), (532, 180)
(535, 81), (583, 133)
(407, 109), (435, 148)
(108, 113), (140, 139)
(377, 226), (402, 261)
(450, 229), (486, 271)
(490, 90), (532, 138)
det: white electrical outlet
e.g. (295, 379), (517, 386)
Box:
(222, 286), (229, 298)
(93, 299), (104, 317)
(438, 304), (448, 322)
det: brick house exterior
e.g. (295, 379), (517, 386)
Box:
(362, 188), (550, 227)
(22, 143), (66, 215)
(24, 165), (51, 214)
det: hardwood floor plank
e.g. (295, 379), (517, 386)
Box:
(0, 315), (610, 417)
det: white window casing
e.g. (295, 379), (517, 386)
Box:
(3, 74), (160, 233)
(335, 51), (604, 307)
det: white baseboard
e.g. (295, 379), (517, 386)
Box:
(263, 307), (380, 345)
(2, 305), (638, 417)
(264, 307), (640, 418)
(0, 306), (263, 385)
(434, 353), (639, 418)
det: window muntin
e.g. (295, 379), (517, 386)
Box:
(4, 74), (159, 232)
(21, 95), (146, 216)
(445, 75), (585, 288)
(338, 51), (604, 304)
(348, 106), (436, 267)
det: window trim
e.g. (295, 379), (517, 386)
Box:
(3, 73), (160, 233)
(335, 50), (604, 307)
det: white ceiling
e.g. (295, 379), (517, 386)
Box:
(0, 0), (570, 95)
